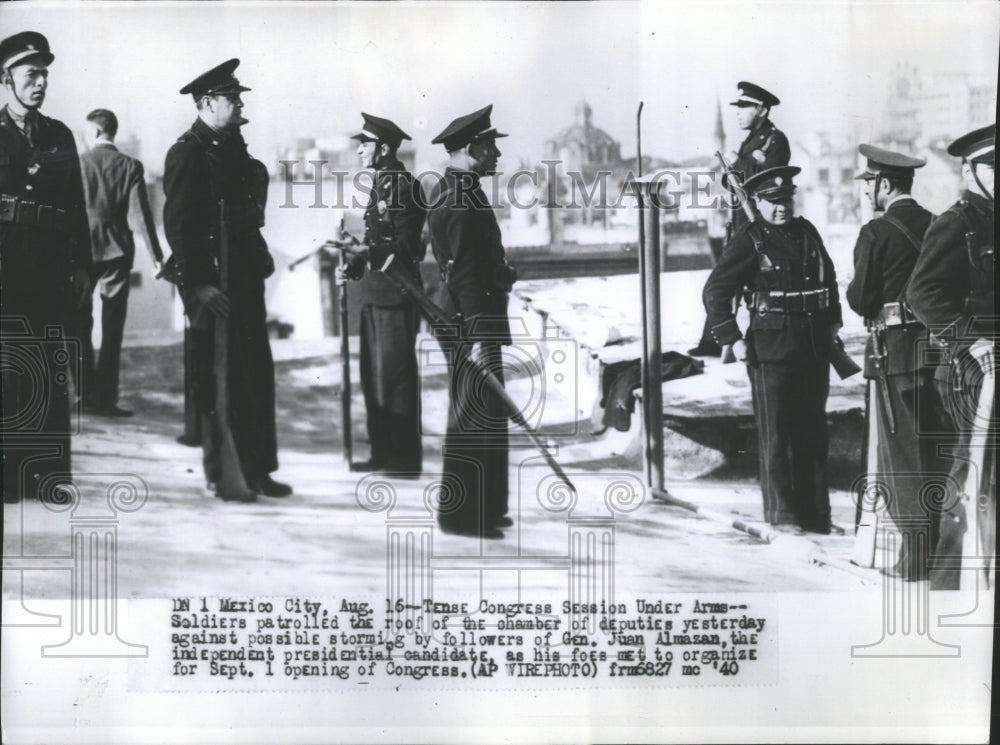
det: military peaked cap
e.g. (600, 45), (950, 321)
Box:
(730, 81), (780, 108)
(432, 104), (508, 152)
(0, 31), (54, 70)
(947, 123), (995, 164)
(744, 165), (800, 199)
(351, 113), (411, 149)
(179, 58), (251, 99)
(854, 144), (926, 180)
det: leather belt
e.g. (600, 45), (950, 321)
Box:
(0, 194), (69, 232)
(872, 301), (921, 329)
(752, 288), (829, 314)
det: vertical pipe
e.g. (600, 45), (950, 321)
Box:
(642, 181), (664, 492)
(635, 104), (649, 485)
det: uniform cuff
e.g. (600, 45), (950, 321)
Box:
(710, 319), (742, 345)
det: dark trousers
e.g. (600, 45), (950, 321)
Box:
(0, 243), (73, 502)
(189, 267), (278, 484)
(693, 237), (727, 352)
(438, 341), (509, 533)
(875, 371), (954, 580)
(67, 258), (131, 408)
(930, 372), (996, 590)
(359, 304), (422, 471)
(748, 357), (831, 530)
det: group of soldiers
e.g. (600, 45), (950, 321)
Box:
(697, 81), (995, 589)
(0, 32), (515, 539)
(1, 30), (995, 575)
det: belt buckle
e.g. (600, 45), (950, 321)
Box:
(16, 199), (37, 226)
(0, 195), (15, 222)
(37, 204), (53, 226)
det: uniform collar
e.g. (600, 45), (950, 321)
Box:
(92, 140), (117, 150)
(191, 116), (232, 146)
(883, 194), (914, 212)
(964, 190), (994, 213)
(748, 117), (773, 139)
(445, 167), (480, 184)
(2, 104), (41, 130)
(374, 158), (405, 178)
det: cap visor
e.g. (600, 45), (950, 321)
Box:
(3, 50), (54, 68)
(756, 187), (796, 200)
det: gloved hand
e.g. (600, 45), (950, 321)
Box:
(368, 241), (393, 271)
(828, 321), (843, 345)
(191, 284), (230, 320)
(727, 339), (748, 363)
(343, 255), (366, 281)
(259, 249), (275, 279)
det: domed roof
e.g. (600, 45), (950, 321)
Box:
(548, 100), (621, 165)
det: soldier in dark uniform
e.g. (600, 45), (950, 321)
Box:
(906, 123), (995, 590)
(0, 32), (91, 504)
(341, 113), (425, 476)
(427, 105), (516, 539)
(163, 59), (290, 502)
(691, 82), (790, 357)
(702, 166), (843, 534)
(846, 144), (951, 581)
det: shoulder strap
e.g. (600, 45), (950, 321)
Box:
(880, 214), (922, 252)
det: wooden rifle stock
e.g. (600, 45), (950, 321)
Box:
(214, 200), (255, 501)
(960, 344), (995, 590)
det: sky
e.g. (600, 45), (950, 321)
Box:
(3, 0), (998, 174)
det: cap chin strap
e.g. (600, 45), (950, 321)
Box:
(371, 143), (392, 170)
(2, 66), (35, 113)
(971, 162), (994, 202)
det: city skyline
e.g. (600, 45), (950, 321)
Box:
(3, 2), (996, 174)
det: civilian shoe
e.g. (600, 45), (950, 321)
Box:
(439, 524), (505, 540)
(248, 475), (293, 498)
(492, 516), (514, 528)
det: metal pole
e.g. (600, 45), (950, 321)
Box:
(641, 179), (664, 493)
(635, 104), (650, 485)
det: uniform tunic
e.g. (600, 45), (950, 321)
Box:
(703, 216), (841, 531)
(906, 191), (996, 590)
(846, 197), (950, 580)
(354, 159), (425, 472)
(727, 118), (790, 234)
(0, 106), (91, 503)
(163, 118), (278, 484)
(427, 168), (513, 533)
(694, 118), (791, 352)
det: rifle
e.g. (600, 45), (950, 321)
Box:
(321, 237), (577, 495)
(850, 379), (880, 567)
(213, 200), (255, 501)
(866, 328), (895, 430)
(336, 222), (354, 468)
(960, 343), (995, 590)
(715, 151), (862, 378)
